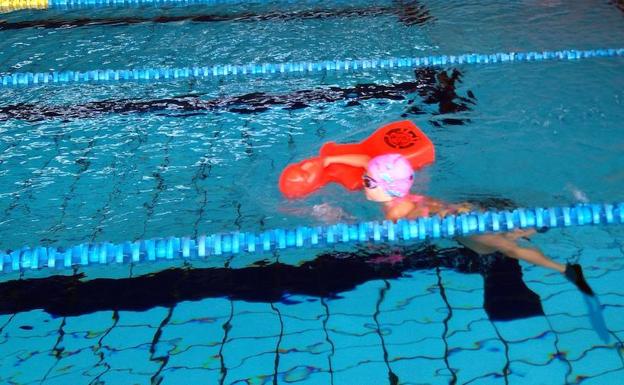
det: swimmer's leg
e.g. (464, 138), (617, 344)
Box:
(457, 234), (595, 296)
(457, 234), (565, 273)
(502, 228), (537, 242)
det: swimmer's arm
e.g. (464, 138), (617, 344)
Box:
(423, 198), (474, 216)
(322, 155), (370, 168)
(386, 197), (475, 222)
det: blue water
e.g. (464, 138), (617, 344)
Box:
(1, 0), (624, 384)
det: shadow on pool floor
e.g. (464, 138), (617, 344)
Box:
(0, 244), (543, 321)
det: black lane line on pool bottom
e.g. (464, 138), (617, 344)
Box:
(0, 68), (476, 127)
(0, 1), (433, 31)
(0, 244), (544, 322)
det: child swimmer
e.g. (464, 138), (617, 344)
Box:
(319, 153), (595, 296)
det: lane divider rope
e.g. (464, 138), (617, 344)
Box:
(2, 0), (282, 12)
(1, 202), (622, 274)
(1, 48), (623, 89)
(2, 0), (360, 12)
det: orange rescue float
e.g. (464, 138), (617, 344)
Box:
(279, 120), (435, 199)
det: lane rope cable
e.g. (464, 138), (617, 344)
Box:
(2, 202), (622, 274)
(1, 47), (623, 89)
(2, 0), (272, 13)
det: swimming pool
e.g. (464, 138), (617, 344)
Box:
(1, 0), (624, 384)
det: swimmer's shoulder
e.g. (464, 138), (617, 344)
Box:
(385, 198), (417, 221)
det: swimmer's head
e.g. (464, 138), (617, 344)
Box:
(364, 154), (414, 201)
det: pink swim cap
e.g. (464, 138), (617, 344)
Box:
(367, 154), (414, 197)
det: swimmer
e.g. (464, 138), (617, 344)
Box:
(320, 153), (595, 296)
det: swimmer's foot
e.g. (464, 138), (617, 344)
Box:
(564, 263), (595, 296)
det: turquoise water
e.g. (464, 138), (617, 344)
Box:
(1, 0), (624, 384)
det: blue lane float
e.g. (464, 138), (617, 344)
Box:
(1, 48), (623, 89)
(1, 203), (623, 274)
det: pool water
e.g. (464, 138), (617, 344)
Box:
(0, 0), (623, 384)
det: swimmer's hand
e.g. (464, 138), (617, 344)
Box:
(299, 158), (325, 183)
(312, 203), (354, 224)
